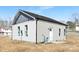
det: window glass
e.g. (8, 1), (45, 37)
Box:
(64, 29), (66, 36)
(21, 30), (23, 36)
(18, 26), (20, 36)
(59, 28), (61, 36)
(25, 25), (28, 36)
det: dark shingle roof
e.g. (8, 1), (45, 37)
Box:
(20, 10), (67, 26)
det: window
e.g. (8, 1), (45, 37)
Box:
(49, 28), (52, 31)
(25, 25), (28, 36)
(18, 26), (20, 36)
(59, 28), (61, 36)
(64, 29), (66, 36)
(21, 30), (23, 36)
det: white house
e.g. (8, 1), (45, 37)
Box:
(75, 24), (79, 31)
(12, 10), (67, 43)
(0, 28), (11, 36)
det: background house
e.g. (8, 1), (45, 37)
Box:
(0, 27), (11, 36)
(0, 20), (12, 37)
(12, 10), (67, 43)
(75, 24), (79, 31)
(75, 20), (79, 31)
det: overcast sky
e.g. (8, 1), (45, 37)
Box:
(0, 6), (79, 22)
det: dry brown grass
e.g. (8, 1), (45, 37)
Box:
(0, 32), (79, 52)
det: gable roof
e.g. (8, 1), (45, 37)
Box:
(13, 10), (67, 26)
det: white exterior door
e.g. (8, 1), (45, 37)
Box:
(49, 28), (53, 42)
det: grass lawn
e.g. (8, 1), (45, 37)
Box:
(0, 32), (79, 52)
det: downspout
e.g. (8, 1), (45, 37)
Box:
(36, 20), (38, 44)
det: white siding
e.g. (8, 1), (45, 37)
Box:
(12, 20), (36, 42)
(37, 20), (66, 43)
(12, 19), (66, 43)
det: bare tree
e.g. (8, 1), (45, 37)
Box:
(66, 13), (79, 31)
(71, 13), (79, 24)
(0, 18), (11, 29)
